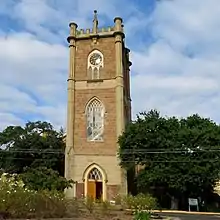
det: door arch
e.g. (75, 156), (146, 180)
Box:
(83, 164), (107, 201)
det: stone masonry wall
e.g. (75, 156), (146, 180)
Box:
(75, 37), (116, 80)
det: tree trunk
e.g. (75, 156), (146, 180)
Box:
(171, 196), (179, 210)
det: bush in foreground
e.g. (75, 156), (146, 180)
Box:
(121, 193), (157, 211)
(0, 173), (66, 218)
(121, 193), (157, 220)
(0, 173), (157, 219)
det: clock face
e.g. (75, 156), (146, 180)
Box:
(89, 53), (102, 66)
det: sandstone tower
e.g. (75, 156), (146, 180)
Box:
(65, 11), (132, 201)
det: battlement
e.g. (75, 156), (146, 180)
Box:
(75, 26), (124, 38)
(77, 26), (115, 35)
(67, 10), (124, 41)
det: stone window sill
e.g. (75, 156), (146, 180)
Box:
(87, 79), (103, 83)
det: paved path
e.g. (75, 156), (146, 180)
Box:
(155, 212), (220, 220)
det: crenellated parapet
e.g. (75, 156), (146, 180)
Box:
(76, 26), (117, 36)
(67, 10), (124, 42)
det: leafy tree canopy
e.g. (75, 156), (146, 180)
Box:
(118, 110), (220, 202)
(20, 166), (73, 191)
(0, 121), (65, 175)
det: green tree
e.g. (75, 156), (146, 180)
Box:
(118, 110), (220, 210)
(20, 166), (73, 191)
(0, 121), (65, 175)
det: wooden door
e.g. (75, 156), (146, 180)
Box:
(87, 181), (96, 199)
(96, 182), (103, 200)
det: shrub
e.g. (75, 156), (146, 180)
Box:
(0, 173), (67, 218)
(123, 193), (157, 212)
(133, 211), (151, 220)
(114, 193), (123, 205)
(65, 197), (80, 217)
(99, 200), (112, 215)
(83, 196), (96, 214)
(122, 194), (157, 220)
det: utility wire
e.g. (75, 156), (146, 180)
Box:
(0, 150), (64, 154)
(120, 150), (220, 154)
(0, 156), (218, 163)
(0, 157), (63, 161)
(120, 148), (220, 154)
(121, 159), (220, 163)
(0, 148), (220, 154)
(122, 147), (220, 151)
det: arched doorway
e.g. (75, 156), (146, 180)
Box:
(87, 167), (103, 200)
(84, 164), (107, 201)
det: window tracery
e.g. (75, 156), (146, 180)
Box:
(88, 168), (102, 180)
(86, 98), (104, 141)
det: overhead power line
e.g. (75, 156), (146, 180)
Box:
(0, 149), (219, 154)
(0, 149), (64, 154)
(120, 149), (220, 154)
(0, 156), (218, 163)
(0, 157), (63, 161)
(122, 158), (220, 163)
(0, 157), (218, 163)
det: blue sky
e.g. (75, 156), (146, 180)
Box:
(0, 0), (220, 131)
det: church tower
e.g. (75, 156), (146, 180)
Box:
(65, 11), (132, 201)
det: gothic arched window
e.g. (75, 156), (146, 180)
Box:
(86, 98), (104, 141)
(88, 168), (102, 181)
(87, 50), (104, 80)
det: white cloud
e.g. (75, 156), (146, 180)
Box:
(0, 0), (220, 132)
(129, 0), (220, 123)
(0, 31), (67, 130)
(152, 0), (220, 53)
(0, 113), (24, 130)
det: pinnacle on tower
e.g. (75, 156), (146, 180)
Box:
(93, 10), (98, 33)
